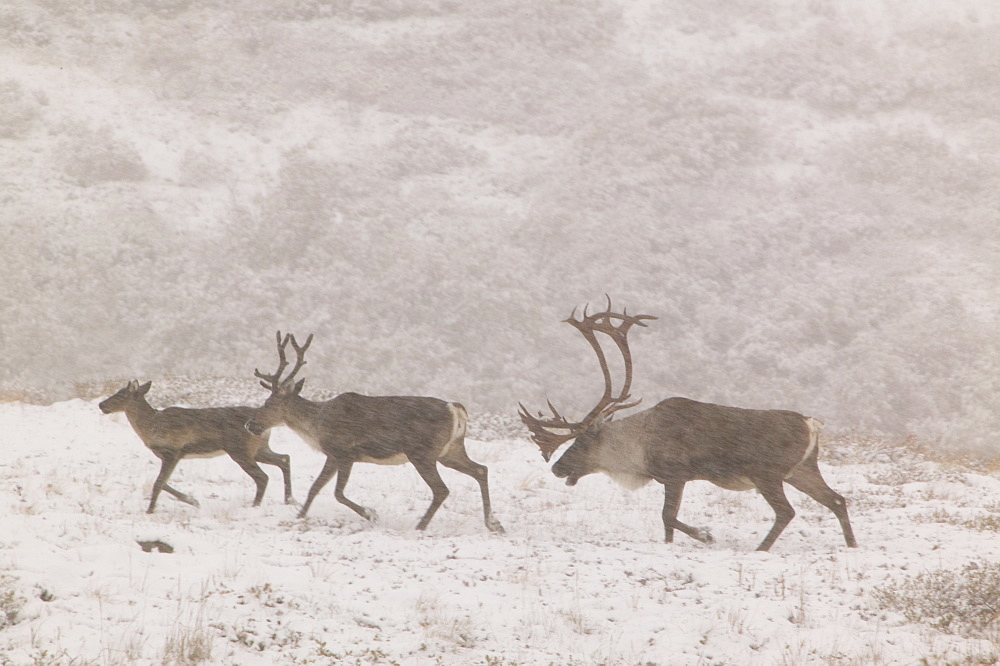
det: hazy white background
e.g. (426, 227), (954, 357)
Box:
(1, 0), (997, 448)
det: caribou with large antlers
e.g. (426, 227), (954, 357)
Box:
(246, 332), (504, 534)
(519, 299), (856, 552)
(99, 380), (294, 513)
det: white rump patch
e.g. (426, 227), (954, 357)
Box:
(787, 416), (824, 476)
(804, 417), (823, 459)
(441, 403), (467, 458)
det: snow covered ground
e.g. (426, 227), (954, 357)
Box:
(2, 399), (1000, 665)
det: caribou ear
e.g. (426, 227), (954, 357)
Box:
(127, 380), (139, 391)
(293, 378), (305, 395)
(138, 381), (152, 395)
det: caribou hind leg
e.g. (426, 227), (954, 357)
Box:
(439, 442), (505, 534)
(229, 452), (271, 507)
(785, 454), (857, 548)
(255, 445), (296, 505)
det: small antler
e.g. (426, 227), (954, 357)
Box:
(254, 331), (290, 392)
(255, 331), (313, 393)
(519, 297), (656, 460)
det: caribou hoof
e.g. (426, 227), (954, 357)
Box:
(360, 508), (379, 524)
(695, 527), (714, 544)
(285, 497), (301, 507)
(487, 518), (506, 534)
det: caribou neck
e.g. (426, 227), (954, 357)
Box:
(123, 397), (158, 438)
(594, 418), (654, 490)
(274, 393), (336, 449)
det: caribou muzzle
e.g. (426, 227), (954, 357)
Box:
(550, 462), (580, 486)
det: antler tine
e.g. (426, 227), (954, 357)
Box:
(516, 400), (573, 429)
(280, 332), (314, 390)
(563, 298), (658, 425)
(518, 402), (578, 452)
(546, 399), (569, 424)
(254, 330), (291, 391)
(290, 332), (313, 353)
(602, 397), (643, 419)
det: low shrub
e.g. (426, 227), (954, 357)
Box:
(0, 573), (25, 629)
(872, 559), (1000, 636)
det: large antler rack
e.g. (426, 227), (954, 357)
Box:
(255, 330), (313, 393)
(519, 296), (656, 461)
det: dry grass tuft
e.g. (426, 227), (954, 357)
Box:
(873, 559), (1000, 637)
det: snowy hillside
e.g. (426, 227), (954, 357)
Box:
(3, 400), (1000, 664)
(1, 0), (999, 448)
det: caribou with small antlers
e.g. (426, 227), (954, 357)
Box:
(246, 332), (504, 534)
(99, 380), (294, 513)
(519, 299), (856, 552)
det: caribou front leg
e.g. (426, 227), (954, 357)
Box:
(160, 483), (200, 508)
(256, 446), (297, 506)
(299, 456), (337, 519)
(333, 460), (379, 523)
(661, 478), (713, 544)
(148, 453), (197, 512)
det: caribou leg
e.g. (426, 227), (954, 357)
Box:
(160, 483), (200, 508)
(332, 461), (379, 523)
(299, 456), (338, 518)
(255, 445), (296, 505)
(753, 477), (796, 552)
(785, 453), (857, 548)
(410, 457), (450, 531)
(228, 452), (270, 507)
(439, 442), (505, 534)
(148, 453), (184, 513)
(660, 479), (713, 544)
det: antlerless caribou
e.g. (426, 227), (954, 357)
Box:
(99, 380), (295, 513)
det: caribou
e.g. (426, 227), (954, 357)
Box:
(518, 300), (856, 552)
(246, 332), (504, 534)
(99, 380), (294, 513)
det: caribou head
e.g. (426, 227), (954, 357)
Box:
(518, 297), (656, 463)
(245, 330), (313, 436)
